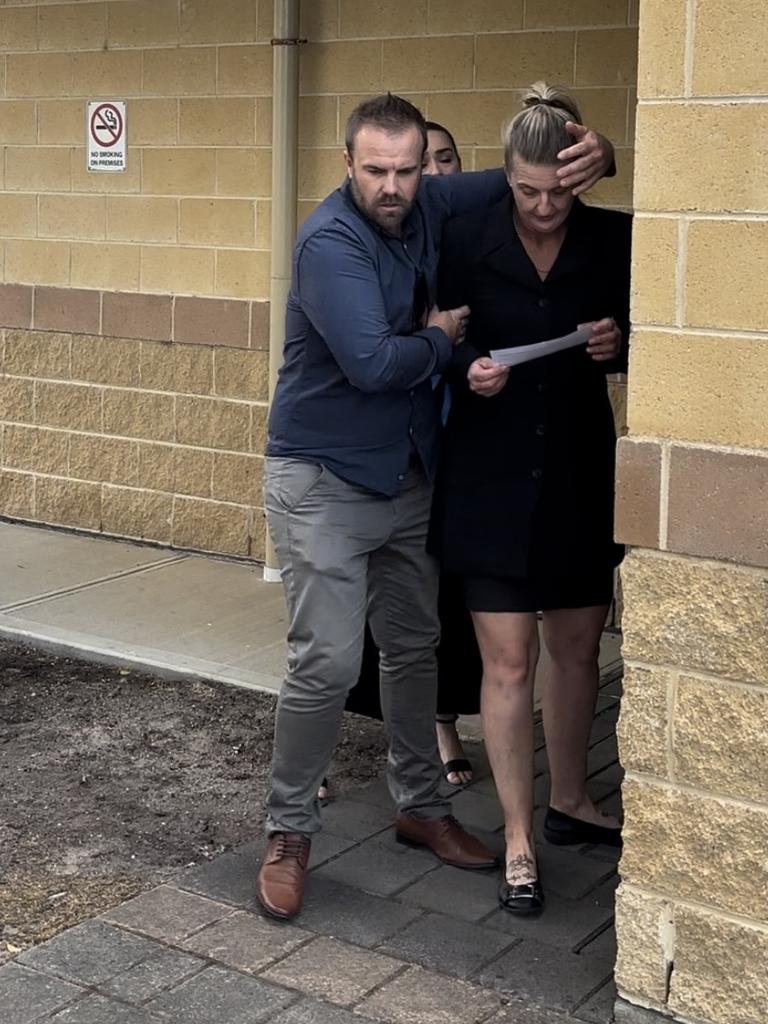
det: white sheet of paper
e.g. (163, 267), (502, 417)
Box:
(490, 324), (593, 368)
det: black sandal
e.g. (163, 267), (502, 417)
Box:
(442, 758), (473, 784)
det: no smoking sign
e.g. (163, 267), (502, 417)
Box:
(87, 101), (127, 172)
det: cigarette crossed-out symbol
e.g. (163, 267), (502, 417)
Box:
(90, 103), (123, 147)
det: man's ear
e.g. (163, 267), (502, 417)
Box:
(343, 149), (353, 178)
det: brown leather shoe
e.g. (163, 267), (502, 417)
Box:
(395, 813), (499, 870)
(256, 831), (311, 920)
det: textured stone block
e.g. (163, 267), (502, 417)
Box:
(175, 395), (250, 450)
(175, 297), (250, 349)
(614, 438), (662, 549)
(614, 884), (673, 1004)
(103, 885), (231, 944)
(636, 1), (686, 98)
(358, 965), (500, 1024)
(673, 675), (768, 803)
(38, 3), (107, 52)
(211, 451), (263, 505)
(621, 550), (768, 685)
(525, 0), (627, 28)
(106, 197), (178, 245)
(147, 964), (294, 1023)
(172, 495), (250, 555)
(628, 330), (768, 449)
(179, 0), (257, 44)
(383, 35), (473, 91)
(476, 31), (575, 89)
(0, 467), (34, 518)
(18, 920), (160, 986)
(0, 376), (34, 423)
(0, 99), (37, 144)
(71, 335), (141, 389)
(36, 380), (102, 432)
(71, 50), (142, 97)
(250, 301), (270, 350)
(629, 217), (678, 326)
(142, 148), (217, 197)
(107, 0), (179, 48)
(339, 0), (427, 37)
(0, 7), (38, 51)
(180, 199), (255, 248)
(69, 434), (139, 487)
(616, 665), (669, 777)
(101, 485), (173, 543)
(34, 287), (101, 335)
(5, 146), (72, 192)
(6, 239), (70, 287)
(669, 904), (768, 1024)
(128, 99), (180, 147)
(71, 147), (142, 195)
(575, 28), (638, 86)
(299, 148), (347, 201)
(0, 962), (83, 1024)
(621, 778), (768, 919)
(379, 912), (514, 979)
(216, 149), (272, 197)
(179, 98), (256, 147)
(35, 475), (102, 530)
(140, 341), (213, 396)
(263, 935), (402, 1005)
(692, 0), (767, 96)
(427, 0), (523, 33)
(37, 99), (83, 145)
(5, 52), (73, 98)
(0, 193), (38, 238)
(101, 945), (202, 1006)
(635, 104), (768, 215)
(4, 329), (71, 379)
(214, 349), (269, 401)
(687, 220), (768, 329)
(301, 40), (383, 94)
(3, 424), (69, 476)
(217, 44), (272, 95)
(102, 388), (174, 442)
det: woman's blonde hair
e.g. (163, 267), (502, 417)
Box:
(503, 82), (583, 172)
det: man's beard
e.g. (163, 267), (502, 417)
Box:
(349, 176), (411, 234)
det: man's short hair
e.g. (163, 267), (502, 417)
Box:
(345, 93), (428, 155)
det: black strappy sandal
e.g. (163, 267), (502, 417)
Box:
(436, 714), (473, 785)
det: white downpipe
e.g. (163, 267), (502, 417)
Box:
(264, 0), (301, 583)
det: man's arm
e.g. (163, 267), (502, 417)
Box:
(296, 227), (453, 393)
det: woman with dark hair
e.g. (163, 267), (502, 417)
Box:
(432, 83), (631, 915)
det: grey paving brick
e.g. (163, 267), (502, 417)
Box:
(0, 962), (84, 1024)
(376, 910), (516, 980)
(271, 998), (367, 1024)
(591, 874), (620, 908)
(312, 835), (439, 897)
(309, 830), (359, 868)
(356, 964), (500, 1024)
(395, 862), (500, 922)
(343, 776), (394, 810)
(536, 845), (617, 900)
(450, 788), (505, 832)
(102, 885), (231, 943)
(574, 977), (618, 1024)
(320, 799), (394, 842)
(17, 921), (162, 987)
(614, 997), (668, 1024)
(299, 875), (424, 947)
(181, 910), (311, 972)
(476, 940), (613, 1013)
(261, 935), (403, 1007)
(589, 716), (619, 747)
(485, 999), (574, 1024)
(467, 774), (499, 799)
(178, 844), (263, 908)
(482, 892), (614, 951)
(50, 994), (162, 1023)
(101, 946), (204, 1003)
(575, 922), (617, 960)
(146, 964), (295, 1022)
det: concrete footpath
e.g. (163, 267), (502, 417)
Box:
(0, 521), (625, 1024)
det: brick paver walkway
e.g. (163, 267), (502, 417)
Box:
(1, 670), (623, 1024)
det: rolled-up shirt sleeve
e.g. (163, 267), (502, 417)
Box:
(296, 226), (453, 393)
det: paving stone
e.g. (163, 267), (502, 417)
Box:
(485, 998), (574, 1024)
(482, 892), (614, 951)
(450, 789), (505, 832)
(535, 845), (617, 900)
(320, 799), (394, 842)
(476, 940), (613, 1013)
(574, 977), (618, 1024)
(18, 921), (162, 987)
(102, 885), (231, 943)
(271, 998), (366, 1024)
(0, 962), (84, 1024)
(589, 716), (619, 746)
(574, 922), (617, 960)
(356, 964), (500, 1024)
(51, 995), (163, 1023)
(262, 935), (403, 1007)
(614, 997), (668, 1024)
(178, 845), (263, 908)
(298, 875), (424, 947)
(395, 863), (500, 922)
(312, 835), (439, 897)
(309, 830), (359, 868)
(586, 737), (620, 777)
(377, 910), (516, 980)
(181, 910), (311, 972)
(343, 776), (395, 810)
(101, 946), (204, 1003)
(466, 774), (498, 799)
(146, 964), (295, 1022)
(590, 874), (620, 908)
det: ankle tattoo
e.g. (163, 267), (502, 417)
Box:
(506, 852), (536, 884)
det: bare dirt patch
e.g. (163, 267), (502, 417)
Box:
(0, 640), (386, 962)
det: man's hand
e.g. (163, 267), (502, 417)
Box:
(556, 121), (614, 196)
(468, 356), (509, 397)
(586, 318), (621, 362)
(428, 304), (470, 346)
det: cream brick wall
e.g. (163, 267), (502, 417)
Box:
(0, 0), (637, 557)
(615, 2), (768, 1022)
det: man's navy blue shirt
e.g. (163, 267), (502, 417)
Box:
(267, 169), (508, 496)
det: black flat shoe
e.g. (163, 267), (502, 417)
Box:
(498, 877), (544, 916)
(543, 806), (622, 848)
